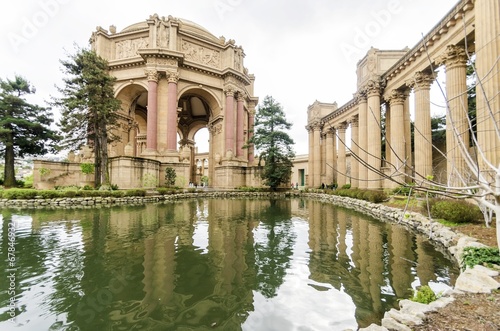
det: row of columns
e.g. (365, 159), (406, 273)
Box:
(309, 43), (474, 189)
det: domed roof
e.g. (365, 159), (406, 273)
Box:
(120, 21), (148, 33)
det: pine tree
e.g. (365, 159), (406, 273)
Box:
(0, 76), (59, 187)
(53, 47), (121, 188)
(248, 95), (295, 190)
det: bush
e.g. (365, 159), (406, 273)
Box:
(341, 183), (351, 189)
(430, 199), (483, 223)
(392, 184), (414, 196)
(461, 247), (500, 270)
(411, 285), (437, 304)
(124, 189), (146, 197)
(1, 189), (38, 199)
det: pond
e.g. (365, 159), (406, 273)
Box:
(0, 198), (459, 331)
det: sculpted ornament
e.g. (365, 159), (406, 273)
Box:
(166, 71), (179, 83)
(386, 89), (406, 105)
(116, 38), (149, 59)
(145, 69), (160, 82)
(406, 71), (434, 90)
(181, 40), (221, 68)
(436, 45), (467, 68)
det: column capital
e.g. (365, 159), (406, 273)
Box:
(166, 70), (179, 83)
(145, 69), (161, 82)
(335, 122), (349, 131)
(406, 71), (435, 90)
(325, 126), (336, 136)
(365, 78), (384, 97)
(224, 87), (236, 97)
(435, 45), (467, 68)
(349, 115), (359, 127)
(386, 89), (407, 106)
(236, 91), (246, 102)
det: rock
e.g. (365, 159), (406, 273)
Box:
(455, 267), (500, 293)
(358, 324), (388, 331)
(381, 316), (412, 331)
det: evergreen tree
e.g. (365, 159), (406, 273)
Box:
(53, 47), (121, 188)
(248, 95), (295, 190)
(0, 76), (59, 187)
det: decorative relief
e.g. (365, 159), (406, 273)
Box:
(116, 38), (149, 59)
(156, 21), (169, 48)
(234, 47), (243, 71)
(208, 123), (223, 136)
(365, 78), (384, 96)
(181, 40), (220, 68)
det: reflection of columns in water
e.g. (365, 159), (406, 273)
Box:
(388, 225), (414, 298)
(142, 227), (176, 309)
(336, 209), (348, 262)
(307, 200), (323, 252)
(415, 236), (436, 286)
(367, 223), (384, 313)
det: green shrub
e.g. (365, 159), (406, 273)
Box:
(110, 190), (124, 197)
(430, 199), (483, 223)
(124, 189), (146, 197)
(410, 285), (437, 304)
(341, 183), (351, 189)
(364, 190), (388, 203)
(37, 190), (62, 199)
(462, 247), (500, 270)
(2, 189), (38, 199)
(392, 184), (414, 196)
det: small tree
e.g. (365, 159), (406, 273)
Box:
(0, 76), (60, 187)
(53, 47), (121, 188)
(165, 167), (176, 187)
(247, 95), (295, 190)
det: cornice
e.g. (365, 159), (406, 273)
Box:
(382, 0), (474, 82)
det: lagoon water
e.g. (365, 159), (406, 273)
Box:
(0, 198), (459, 330)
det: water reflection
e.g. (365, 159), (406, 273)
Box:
(0, 199), (459, 331)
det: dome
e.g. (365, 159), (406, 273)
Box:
(120, 21), (148, 33)
(178, 18), (220, 42)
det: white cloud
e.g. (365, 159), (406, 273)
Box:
(0, 0), (458, 155)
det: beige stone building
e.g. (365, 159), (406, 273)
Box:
(307, 0), (499, 190)
(34, 15), (261, 189)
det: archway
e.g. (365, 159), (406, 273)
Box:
(177, 88), (222, 186)
(114, 83), (148, 157)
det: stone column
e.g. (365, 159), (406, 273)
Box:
(325, 128), (335, 186)
(387, 90), (407, 187)
(247, 107), (256, 164)
(224, 88), (235, 156)
(145, 69), (160, 152)
(385, 105), (391, 166)
(166, 71), (179, 152)
(313, 122), (322, 188)
(357, 92), (368, 189)
(350, 116), (359, 188)
(475, 0), (500, 171)
(437, 45), (469, 186)
(337, 122), (348, 187)
(307, 126), (314, 187)
(403, 95), (413, 181)
(409, 71), (434, 183)
(366, 80), (382, 189)
(236, 93), (245, 158)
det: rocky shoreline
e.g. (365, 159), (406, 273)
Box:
(1, 190), (498, 330)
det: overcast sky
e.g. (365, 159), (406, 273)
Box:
(1, 0), (458, 155)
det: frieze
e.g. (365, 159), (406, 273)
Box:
(181, 40), (220, 68)
(116, 37), (149, 59)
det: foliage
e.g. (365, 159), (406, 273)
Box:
(341, 183), (351, 189)
(53, 47), (122, 187)
(247, 95), (295, 190)
(410, 285), (437, 304)
(165, 167), (176, 187)
(23, 174), (33, 188)
(124, 189), (146, 197)
(392, 184), (415, 196)
(461, 247), (500, 271)
(0, 76), (60, 187)
(201, 175), (209, 186)
(141, 173), (157, 188)
(39, 167), (51, 177)
(333, 188), (388, 203)
(238, 186), (263, 192)
(80, 163), (94, 174)
(429, 198), (483, 223)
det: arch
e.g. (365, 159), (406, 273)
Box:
(177, 86), (223, 117)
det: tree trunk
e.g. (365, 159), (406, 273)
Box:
(3, 139), (16, 188)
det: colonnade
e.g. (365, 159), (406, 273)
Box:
(307, 0), (499, 190)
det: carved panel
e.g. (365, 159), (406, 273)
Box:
(181, 40), (220, 68)
(116, 37), (149, 59)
